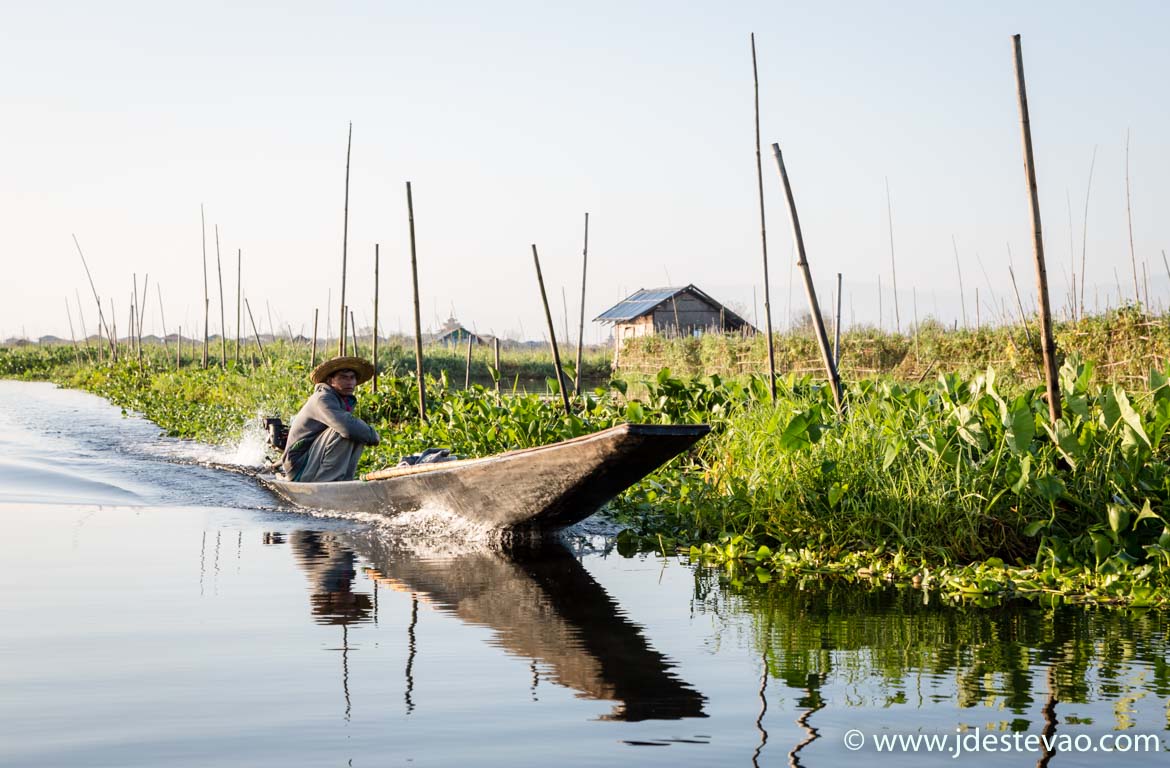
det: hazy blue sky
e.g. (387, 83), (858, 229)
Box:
(3, 1), (1168, 342)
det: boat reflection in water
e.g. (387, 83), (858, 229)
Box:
(283, 529), (706, 722)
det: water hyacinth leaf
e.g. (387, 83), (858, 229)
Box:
(1023, 518), (1047, 537)
(1064, 391), (1090, 420)
(1032, 474), (1066, 504)
(1107, 503), (1130, 535)
(1011, 454), (1033, 494)
(828, 482), (845, 508)
(1091, 532), (1113, 564)
(1041, 419), (1082, 469)
(1004, 397), (1035, 454)
(952, 406), (988, 450)
(1111, 384), (1150, 446)
(624, 401), (645, 423)
(882, 438), (902, 471)
(1134, 500), (1167, 526)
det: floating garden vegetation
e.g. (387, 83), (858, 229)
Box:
(5, 323), (1170, 607)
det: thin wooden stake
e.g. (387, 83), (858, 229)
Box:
(1008, 260), (1035, 347)
(406, 181), (427, 424)
(464, 331), (473, 389)
(532, 244), (572, 416)
(201, 204), (209, 369)
(156, 284), (169, 357)
(176, 325), (181, 370)
(912, 287), (919, 363)
(885, 178), (901, 332)
(131, 276), (139, 359)
(372, 245), (380, 394)
(75, 289), (92, 359)
(339, 122), (352, 355)
(833, 272), (842, 367)
(110, 298), (118, 362)
(575, 212), (589, 396)
(1012, 33), (1061, 423)
(72, 234), (113, 359)
(65, 297), (79, 361)
(952, 235), (968, 327)
(771, 143), (843, 412)
(350, 308), (359, 359)
(1125, 129), (1140, 302)
(245, 298), (266, 361)
(311, 309), (319, 369)
(236, 249), (242, 363)
(751, 33), (777, 401)
(137, 273), (149, 357)
(1079, 146), (1097, 318)
(494, 337), (501, 396)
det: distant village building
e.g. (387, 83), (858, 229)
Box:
(432, 316), (486, 347)
(594, 285), (752, 365)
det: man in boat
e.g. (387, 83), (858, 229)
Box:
(281, 356), (380, 482)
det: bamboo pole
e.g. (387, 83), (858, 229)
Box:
(1067, 190), (1077, 321)
(531, 244), (572, 416)
(156, 284), (170, 357)
(176, 325), (181, 370)
(138, 273), (149, 353)
(65, 298), (79, 361)
(110, 299), (118, 362)
(1079, 147), (1097, 319)
(1125, 129), (1139, 303)
(952, 235), (968, 327)
(339, 122), (352, 356)
(464, 331), (473, 389)
(912, 288), (919, 363)
(833, 272), (842, 367)
(201, 204), (209, 369)
(494, 338), (501, 396)
(216, 225), (226, 368)
(1012, 33), (1061, 423)
(236, 249), (242, 363)
(75, 289), (92, 359)
(350, 309), (359, 359)
(406, 181), (427, 424)
(885, 178), (901, 332)
(372, 245), (380, 394)
(311, 309), (319, 369)
(130, 278), (138, 359)
(245, 298), (266, 362)
(574, 212), (589, 395)
(72, 233), (114, 359)
(751, 33), (777, 402)
(771, 143), (843, 412)
(1008, 261), (1035, 347)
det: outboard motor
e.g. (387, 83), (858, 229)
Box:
(264, 417), (289, 451)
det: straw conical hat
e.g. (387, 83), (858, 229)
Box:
(310, 355), (375, 385)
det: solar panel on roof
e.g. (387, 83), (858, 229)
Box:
(594, 287), (687, 322)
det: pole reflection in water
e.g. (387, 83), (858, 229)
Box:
(279, 529), (707, 723)
(288, 531), (374, 722)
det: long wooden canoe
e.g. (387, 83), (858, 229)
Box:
(258, 423), (709, 529)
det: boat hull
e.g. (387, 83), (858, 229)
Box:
(259, 423), (709, 529)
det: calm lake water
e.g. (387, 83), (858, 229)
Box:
(0, 380), (1167, 767)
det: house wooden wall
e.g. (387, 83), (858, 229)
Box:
(650, 292), (727, 335)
